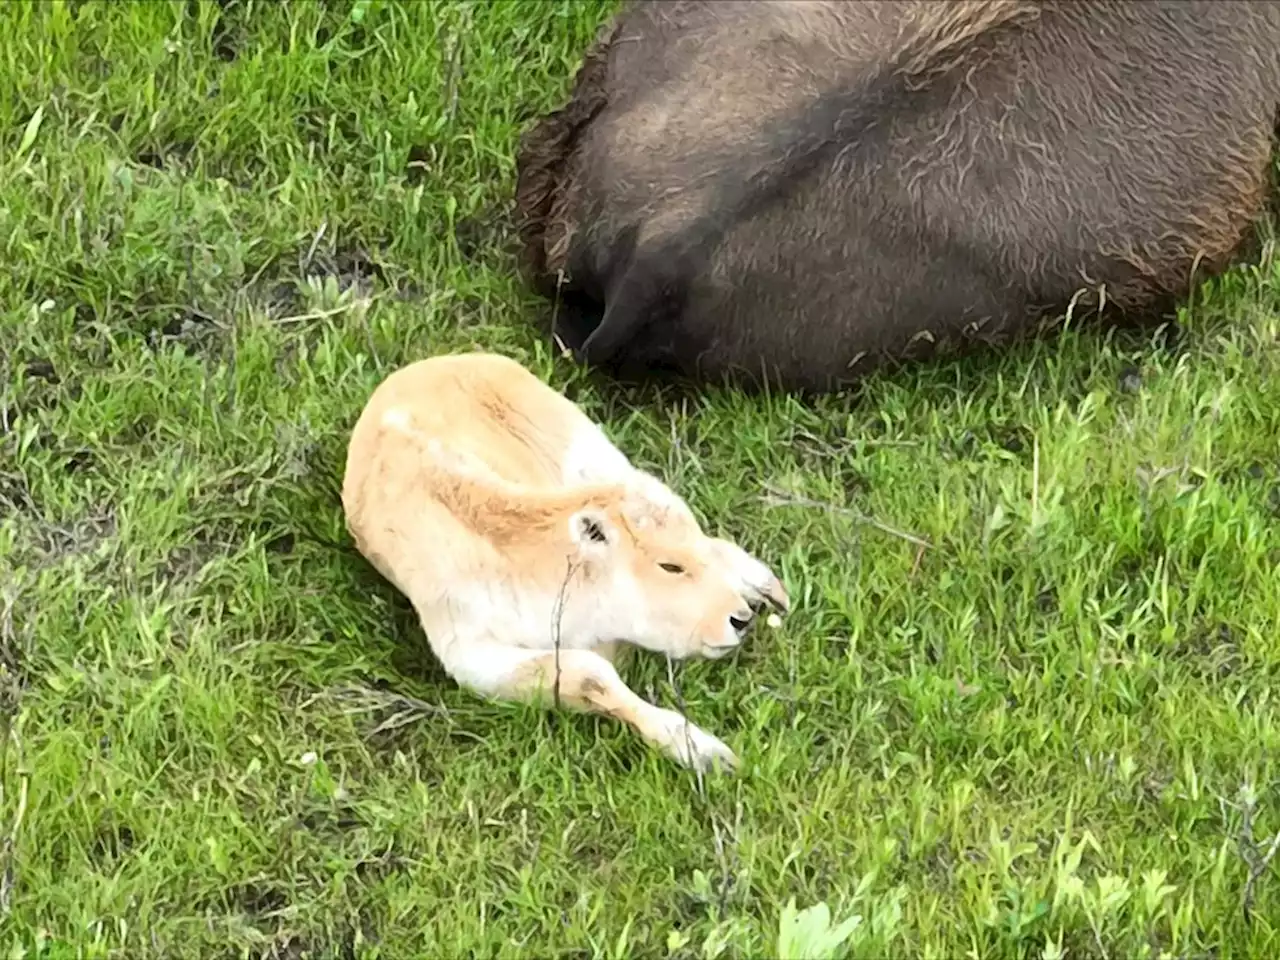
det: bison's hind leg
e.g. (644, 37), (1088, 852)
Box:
(544, 287), (605, 354)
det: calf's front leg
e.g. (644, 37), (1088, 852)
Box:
(442, 639), (738, 772)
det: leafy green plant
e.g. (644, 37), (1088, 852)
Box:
(776, 899), (864, 960)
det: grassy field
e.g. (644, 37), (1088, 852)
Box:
(3, 0), (1280, 957)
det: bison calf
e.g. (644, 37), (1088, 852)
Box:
(514, 0), (1280, 393)
(342, 352), (789, 772)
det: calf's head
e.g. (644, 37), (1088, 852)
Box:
(565, 479), (789, 658)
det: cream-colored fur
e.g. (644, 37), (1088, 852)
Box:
(341, 351), (789, 772)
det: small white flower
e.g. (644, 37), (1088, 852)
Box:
(299, 751), (318, 766)
(766, 613), (782, 629)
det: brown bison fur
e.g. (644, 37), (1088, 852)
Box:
(514, 0), (1280, 394)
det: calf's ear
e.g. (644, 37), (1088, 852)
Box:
(569, 508), (615, 557)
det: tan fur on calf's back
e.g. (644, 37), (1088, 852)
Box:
(341, 351), (789, 772)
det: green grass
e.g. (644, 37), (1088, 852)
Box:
(3, 0), (1280, 956)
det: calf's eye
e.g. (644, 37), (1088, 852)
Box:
(658, 562), (685, 574)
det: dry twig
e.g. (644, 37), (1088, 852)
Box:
(665, 652), (704, 796)
(760, 484), (932, 548)
(310, 683), (450, 737)
(550, 558), (580, 710)
(1236, 784), (1280, 924)
(665, 652), (740, 918)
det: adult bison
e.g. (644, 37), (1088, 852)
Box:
(513, 0), (1280, 393)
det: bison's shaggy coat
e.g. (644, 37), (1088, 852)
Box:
(515, 0), (1280, 392)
